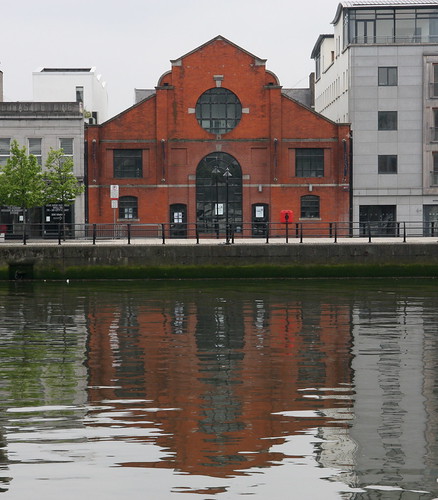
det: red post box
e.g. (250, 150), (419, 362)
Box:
(280, 210), (293, 223)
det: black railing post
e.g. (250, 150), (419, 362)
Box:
(403, 221), (407, 242)
(93, 224), (97, 245)
(285, 216), (289, 243)
(300, 223), (303, 243)
(334, 222), (338, 243)
(265, 222), (270, 244)
(196, 224), (200, 244)
(161, 224), (166, 244)
(368, 222), (372, 243)
(23, 223), (27, 246)
(127, 223), (131, 245)
(58, 224), (62, 245)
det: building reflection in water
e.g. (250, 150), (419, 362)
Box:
(85, 285), (355, 478)
(349, 288), (438, 498)
(0, 281), (437, 496)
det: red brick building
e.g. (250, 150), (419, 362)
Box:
(85, 36), (350, 236)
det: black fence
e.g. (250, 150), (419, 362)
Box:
(2, 220), (438, 245)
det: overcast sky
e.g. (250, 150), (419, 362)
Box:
(2, 0), (338, 118)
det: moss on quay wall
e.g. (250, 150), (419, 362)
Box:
(10, 263), (438, 280)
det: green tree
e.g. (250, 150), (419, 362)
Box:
(44, 148), (84, 234)
(0, 140), (45, 223)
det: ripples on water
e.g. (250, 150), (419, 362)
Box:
(0, 279), (436, 499)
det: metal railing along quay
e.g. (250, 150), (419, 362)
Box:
(1, 220), (438, 245)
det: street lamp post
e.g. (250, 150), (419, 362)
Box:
(223, 167), (232, 244)
(211, 166), (220, 238)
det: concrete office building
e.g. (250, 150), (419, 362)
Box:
(33, 67), (108, 124)
(312, 0), (438, 233)
(0, 101), (85, 233)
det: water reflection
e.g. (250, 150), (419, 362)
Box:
(0, 280), (436, 499)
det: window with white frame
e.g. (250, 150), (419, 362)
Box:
(0, 138), (11, 166)
(59, 138), (73, 158)
(28, 138), (42, 165)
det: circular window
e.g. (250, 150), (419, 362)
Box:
(195, 88), (242, 135)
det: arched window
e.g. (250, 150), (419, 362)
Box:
(195, 88), (242, 135)
(196, 152), (242, 233)
(119, 196), (138, 220)
(301, 195), (320, 219)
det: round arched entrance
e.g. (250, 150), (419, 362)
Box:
(196, 152), (242, 234)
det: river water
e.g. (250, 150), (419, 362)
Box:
(0, 279), (437, 499)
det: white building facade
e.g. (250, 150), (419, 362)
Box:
(312, 1), (438, 234)
(33, 67), (108, 124)
(0, 102), (85, 232)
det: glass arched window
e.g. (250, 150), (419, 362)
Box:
(301, 195), (320, 219)
(196, 152), (242, 233)
(195, 88), (242, 135)
(119, 196), (138, 220)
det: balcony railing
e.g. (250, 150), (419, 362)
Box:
(351, 35), (438, 46)
(1, 220), (438, 245)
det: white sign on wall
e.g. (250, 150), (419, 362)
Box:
(110, 184), (119, 199)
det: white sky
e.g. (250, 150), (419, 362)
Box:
(2, 0), (338, 118)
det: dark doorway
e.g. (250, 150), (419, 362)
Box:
(252, 203), (269, 237)
(170, 204), (187, 238)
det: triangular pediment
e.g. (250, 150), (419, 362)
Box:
(170, 35), (266, 67)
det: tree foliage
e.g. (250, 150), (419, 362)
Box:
(44, 148), (84, 207)
(0, 140), (45, 221)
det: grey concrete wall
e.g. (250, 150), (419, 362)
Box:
(1, 243), (437, 276)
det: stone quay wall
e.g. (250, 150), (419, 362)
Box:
(0, 241), (437, 279)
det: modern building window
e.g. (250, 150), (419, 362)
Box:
(432, 153), (438, 185)
(378, 154), (397, 174)
(296, 149), (324, 177)
(378, 111), (397, 130)
(195, 88), (242, 135)
(315, 53), (321, 80)
(76, 86), (84, 103)
(59, 138), (73, 157)
(433, 109), (438, 141)
(28, 138), (42, 165)
(359, 205), (397, 236)
(433, 65), (438, 97)
(0, 138), (10, 166)
(346, 7), (438, 45)
(119, 196), (138, 219)
(378, 67), (397, 86)
(113, 150), (143, 178)
(301, 195), (320, 219)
